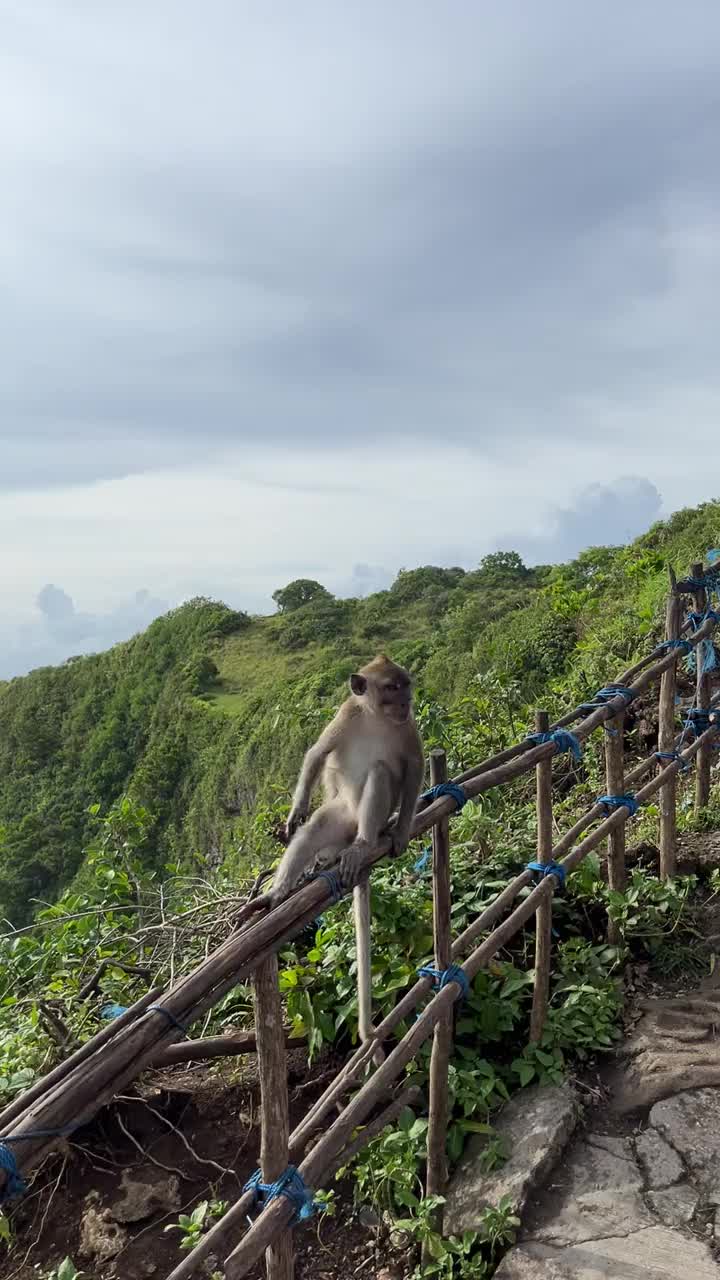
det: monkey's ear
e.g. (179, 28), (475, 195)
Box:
(350, 673), (367, 696)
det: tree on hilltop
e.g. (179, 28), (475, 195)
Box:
(272, 579), (333, 613)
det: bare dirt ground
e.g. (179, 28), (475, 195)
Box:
(0, 1047), (410, 1280)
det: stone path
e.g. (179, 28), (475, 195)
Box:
(494, 1089), (720, 1278)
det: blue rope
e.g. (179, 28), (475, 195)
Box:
(413, 847), (431, 874)
(0, 1145), (25, 1202)
(0, 1125), (76, 1142)
(596, 794), (640, 817)
(148, 1005), (187, 1034)
(655, 750), (691, 773)
(312, 869), (343, 903)
(101, 1003), (128, 1020)
(417, 963), (470, 1001)
(579, 684), (636, 714)
(655, 638), (693, 655)
(421, 782), (468, 811)
(1, 1119), (79, 1199)
(684, 709), (714, 734)
(525, 730), (582, 761)
(526, 860), (566, 887)
(688, 609), (720, 627)
(243, 1164), (323, 1222)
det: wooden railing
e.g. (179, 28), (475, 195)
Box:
(2, 563), (719, 1280)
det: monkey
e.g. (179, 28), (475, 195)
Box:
(270, 655), (425, 1043)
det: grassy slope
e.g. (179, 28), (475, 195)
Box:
(1, 501), (719, 925)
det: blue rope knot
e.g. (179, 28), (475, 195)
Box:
(312, 869), (343, 903)
(413, 847), (431, 875)
(684, 709), (714, 734)
(655, 638), (693, 656)
(421, 782), (468, 811)
(526, 860), (566, 887)
(148, 1005), (187, 1034)
(0, 1144), (25, 1203)
(687, 610), (720, 627)
(417, 963), (470, 1002)
(101, 1003), (128, 1020)
(655, 750), (691, 773)
(525, 730), (582, 761)
(579, 684), (636, 714)
(597, 794), (640, 817)
(243, 1164), (322, 1222)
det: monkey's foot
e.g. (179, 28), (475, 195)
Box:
(338, 840), (373, 890)
(609, 977), (720, 1112)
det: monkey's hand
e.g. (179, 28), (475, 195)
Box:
(285, 804), (308, 841)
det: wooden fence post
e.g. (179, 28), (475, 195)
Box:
(658, 587), (681, 879)
(692, 561), (712, 812)
(254, 956), (294, 1280)
(353, 877), (373, 1042)
(605, 705), (627, 945)
(530, 710), (553, 1043)
(424, 748), (453, 1241)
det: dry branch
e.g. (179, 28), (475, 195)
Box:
(151, 1029), (304, 1068)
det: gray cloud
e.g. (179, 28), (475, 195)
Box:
(513, 477), (664, 565)
(0, 587), (169, 680)
(4, 3), (720, 491)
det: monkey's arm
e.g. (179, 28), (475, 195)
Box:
(286, 718), (340, 838)
(389, 745), (425, 856)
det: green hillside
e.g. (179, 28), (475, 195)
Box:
(1, 500), (719, 927)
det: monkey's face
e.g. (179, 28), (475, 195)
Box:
(379, 675), (412, 723)
(351, 661), (413, 723)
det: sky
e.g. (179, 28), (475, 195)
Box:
(3, 3), (720, 677)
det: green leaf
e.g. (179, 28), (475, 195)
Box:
(57, 1261), (83, 1280)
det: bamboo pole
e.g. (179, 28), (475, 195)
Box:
(604, 704), (627, 945)
(692, 562), (712, 812)
(223, 726), (720, 1279)
(151, 1029), (305, 1067)
(167, 1087), (424, 1280)
(424, 749), (453, 1236)
(449, 627), (690, 790)
(0, 986), (164, 1132)
(658, 587), (681, 879)
(353, 877), (374, 1047)
(530, 711), (553, 1043)
(254, 954), (294, 1280)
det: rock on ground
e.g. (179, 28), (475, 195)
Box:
(444, 1083), (579, 1235)
(496, 1089), (720, 1278)
(79, 1196), (129, 1264)
(495, 1225), (719, 1279)
(609, 968), (720, 1113)
(111, 1168), (182, 1223)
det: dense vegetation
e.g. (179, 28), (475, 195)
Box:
(3, 500), (720, 1277)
